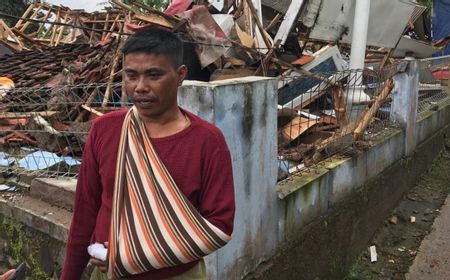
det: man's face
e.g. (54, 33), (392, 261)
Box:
(124, 52), (187, 121)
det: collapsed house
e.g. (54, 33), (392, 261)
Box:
(0, 0), (449, 180)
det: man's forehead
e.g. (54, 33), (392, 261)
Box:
(124, 53), (173, 67)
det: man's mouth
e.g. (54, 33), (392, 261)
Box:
(134, 98), (157, 106)
(138, 101), (153, 105)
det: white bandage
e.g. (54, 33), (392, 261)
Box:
(87, 243), (107, 261)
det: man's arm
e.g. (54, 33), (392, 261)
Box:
(199, 135), (235, 236)
(60, 124), (103, 279)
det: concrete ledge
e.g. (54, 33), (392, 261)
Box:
(0, 194), (71, 243)
(30, 178), (76, 210)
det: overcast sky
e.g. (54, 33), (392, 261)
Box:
(45, 0), (109, 12)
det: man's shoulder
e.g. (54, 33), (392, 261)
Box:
(92, 109), (127, 128)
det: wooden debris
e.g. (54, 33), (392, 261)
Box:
(210, 69), (255, 81)
(331, 86), (348, 127)
(354, 78), (395, 140)
(81, 105), (104, 117)
(280, 117), (318, 143)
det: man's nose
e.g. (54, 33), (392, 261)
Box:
(135, 77), (148, 93)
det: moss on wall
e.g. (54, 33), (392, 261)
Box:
(0, 216), (63, 280)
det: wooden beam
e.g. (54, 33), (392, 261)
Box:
(104, 14), (121, 41)
(133, 13), (174, 29)
(90, 15), (97, 43)
(354, 78), (394, 140)
(128, 0), (179, 23)
(11, 28), (45, 48)
(231, 40), (339, 87)
(101, 12), (110, 41)
(110, 0), (174, 29)
(49, 8), (61, 46)
(14, 4), (35, 29)
(0, 111), (58, 119)
(265, 13), (282, 32)
(20, 6), (42, 32)
(81, 105), (104, 117)
(55, 13), (69, 46)
(102, 38), (124, 107)
(331, 86), (348, 127)
(244, 0), (271, 49)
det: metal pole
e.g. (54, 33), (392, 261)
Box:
(349, 0), (371, 71)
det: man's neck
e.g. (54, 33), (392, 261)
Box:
(141, 107), (189, 138)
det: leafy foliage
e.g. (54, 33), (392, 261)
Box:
(122, 0), (170, 11)
(417, 0), (432, 14)
(0, 0), (30, 26)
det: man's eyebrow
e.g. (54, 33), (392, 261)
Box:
(141, 68), (165, 75)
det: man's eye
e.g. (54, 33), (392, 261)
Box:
(148, 72), (162, 78)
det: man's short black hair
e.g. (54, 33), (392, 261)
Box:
(122, 28), (184, 69)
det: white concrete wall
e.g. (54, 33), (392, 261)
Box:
(178, 77), (279, 279)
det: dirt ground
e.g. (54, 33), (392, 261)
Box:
(346, 148), (450, 280)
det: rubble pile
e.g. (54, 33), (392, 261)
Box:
(0, 0), (447, 178)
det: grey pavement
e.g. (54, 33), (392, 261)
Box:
(406, 194), (450, 280)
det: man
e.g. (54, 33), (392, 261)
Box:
(60, 28), (235, 280)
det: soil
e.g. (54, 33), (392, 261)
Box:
(346, 148), (450, 280)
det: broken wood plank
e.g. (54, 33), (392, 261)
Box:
(128, 0), (180, 23)
(35, 7), (53, 35)
(235, 24), (254, 48)
(274, 0), (305, 46)
(102, 36), (124, 107)
(281, 116), (318, 142)
(20, 6), (42, 32)
(231, 40), (339, 87)
(14, 4), (35, 30)
(101, 12), (110, 41)
(210, 68), (255, 81)
(30, 113), (61, 135)
(354, 78), (395, 140)
(0, 111), (58, 119)
(331, 86), (348, 127)
(11, 28), (45, 48)
(110, 0), (174, 29)
(81, 105), (104, 117)
(55, 13), (69, 46)
(244, 0), (272, 49)
(50, 8), (62, 46)
(265, 13), (282, 32)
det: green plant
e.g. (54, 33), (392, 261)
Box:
(417, 0), (432, 15)
(1, 218), (52, 280)
(121, 0), (170, 11)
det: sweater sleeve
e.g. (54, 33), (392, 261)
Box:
(199, 134), (235, 236)
(60, 123), (103, 280)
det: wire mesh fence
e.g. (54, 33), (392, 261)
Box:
(0, 66), (408, 183)
(277, 67), (400, 181)
(417, 55), (450, 115)
(0, 83), (126, 179)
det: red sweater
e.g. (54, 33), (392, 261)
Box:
(60, 109), (235, 279)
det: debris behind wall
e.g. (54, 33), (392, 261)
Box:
(0, 0), (448, 179)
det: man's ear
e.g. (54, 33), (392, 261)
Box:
(177, 65), (188, 85)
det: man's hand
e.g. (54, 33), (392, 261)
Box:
(89, 257), (107, 273)
(89, 242), (108, 273)
(0, 269), (16, 280)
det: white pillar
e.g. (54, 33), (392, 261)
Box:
(349, 0), (371, 71)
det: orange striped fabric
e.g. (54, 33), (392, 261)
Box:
(107, 107), (231, 279)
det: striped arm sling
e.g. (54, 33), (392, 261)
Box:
(107, 107), (231, 279)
